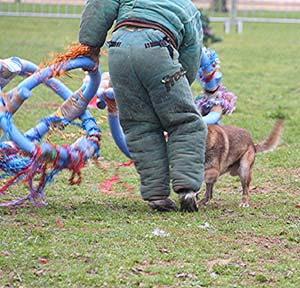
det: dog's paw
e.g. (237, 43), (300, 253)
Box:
(239, 202), (250, 208)
(198, 199), (209, 207)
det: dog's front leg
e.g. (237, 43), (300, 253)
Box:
(198, 183), (214, 206)
(199, 168), (219, 206)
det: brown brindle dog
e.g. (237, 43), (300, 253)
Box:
(199, 119), (284, 207)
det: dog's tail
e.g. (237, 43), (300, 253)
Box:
(255, 119), (284, 153)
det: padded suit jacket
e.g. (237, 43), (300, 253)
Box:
(79, 0), (203, 84)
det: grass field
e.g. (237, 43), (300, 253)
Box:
(0, 16), (300, 287)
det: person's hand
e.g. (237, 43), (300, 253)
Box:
(81, 45), (100, 72)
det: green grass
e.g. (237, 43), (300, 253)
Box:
(1, 16), (300, 287)
(0, 3), (83, 15)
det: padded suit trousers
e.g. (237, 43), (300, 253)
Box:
(108, 27), (207, 200)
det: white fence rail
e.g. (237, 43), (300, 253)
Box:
(1, 0), (300, 32)
(194, 0), (300, 12)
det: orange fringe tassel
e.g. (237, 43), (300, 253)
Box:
(39, 43), (92, 78)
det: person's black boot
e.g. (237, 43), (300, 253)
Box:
(148, 197), (177, 212)
(179, 191), (199, 212)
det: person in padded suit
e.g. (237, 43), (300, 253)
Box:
(79, 0), (207, 212)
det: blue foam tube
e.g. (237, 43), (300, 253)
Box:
(19, 58), (74, 100)
(24, 120), (51, 142)
(40, 142), (70, 168)
(202, 111), (222, 125)
(40, 136), (99, 168)
(79, 110), (101, 137)
(107, 113), (131, 159)
(17, 57), (98, 92)
(19, 58), (38, 74)
(0, 112), (35, 154)
(100, 87), (131, 158)
(2, 57), (100, 155)
(82, 72), (100, 102)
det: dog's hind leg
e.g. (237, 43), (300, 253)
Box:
(199, 167), (219, 206)
(238, 148), (255, 207)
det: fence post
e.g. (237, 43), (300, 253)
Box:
(211, 0), (229, 13)
(227, 0), (238, 33)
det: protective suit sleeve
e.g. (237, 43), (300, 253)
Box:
(79, 0), (120, 48)
(178, 10), (203, 85)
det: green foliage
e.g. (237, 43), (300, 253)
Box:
(266, 106), (288, 120)
(200, 9), (223, 46)
(0, 16), (300, 288)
